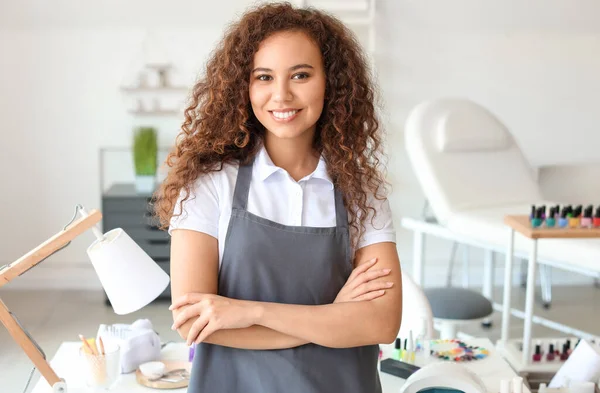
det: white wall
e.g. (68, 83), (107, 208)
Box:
(1, 0), (599, 290)
(375, 0), (600, 286)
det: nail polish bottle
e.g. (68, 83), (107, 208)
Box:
(559, 206), (569, 228)
(569, 205), (582, 228)
(553, 205), (560, 219)
(593, 206), (600, 228)
(408, 331), (415, 364)
(189, 343), (196, 362)
(530, 205), (536, 220)
(532, 344), (542, 362)
(402, 339), (408, 361)
(546, 344), (555, 361)
(532, 207), (543, 228)
(560, 344), (569, 361)
(546, 207), (556, 227)
(394, 338), (401, 360)
(540, 205), (547, 219)
(581, 205), (593, 228)
(565, 205), (573, 217)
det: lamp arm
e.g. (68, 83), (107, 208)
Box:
(0, 209), (102, 288)
(0, 206), (102, 393)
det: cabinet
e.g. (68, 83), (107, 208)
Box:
(101, 183), (171, 303)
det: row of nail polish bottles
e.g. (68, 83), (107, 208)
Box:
(530, 204), (600, 228)
(532, 339), (577, 362)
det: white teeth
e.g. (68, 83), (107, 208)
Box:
(272, 110), (298, 119)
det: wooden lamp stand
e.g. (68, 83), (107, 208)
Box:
(0, 208), (102, 393)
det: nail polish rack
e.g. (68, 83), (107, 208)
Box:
(529, 204), (600, 229)
(499, 337), (589, 373)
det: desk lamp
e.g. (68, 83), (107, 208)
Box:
(0, 205), (170, 393)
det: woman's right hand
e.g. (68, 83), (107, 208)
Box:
(334, 258), (393, 303)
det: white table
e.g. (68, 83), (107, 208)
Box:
(32, 338), (525, 393)
(499, 215), (600, 373)
(401, 216), (600, 372)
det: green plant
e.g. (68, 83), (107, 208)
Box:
(133, 127), (158, 176)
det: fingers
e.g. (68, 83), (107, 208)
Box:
(171, 304), (200, 330)
(169, 293), (204, 310)
(347, 258), (378, 282)
(195, 321), (219, 344)
(348, 268), (392, 290)
(186, 315), (209, 346)
(353, 290), (386, 301)
(351, 281), (394, 299)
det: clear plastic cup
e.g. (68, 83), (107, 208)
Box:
(79, 342), (121, 389)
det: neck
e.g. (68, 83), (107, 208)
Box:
(264, 130), (319, 182)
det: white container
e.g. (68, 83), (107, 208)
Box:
(134, 175), (155, 194)
(139, 361), (166, 379)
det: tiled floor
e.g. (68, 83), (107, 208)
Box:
(1, 285), (599, 392)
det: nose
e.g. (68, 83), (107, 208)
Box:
(273, 79), (293, 103)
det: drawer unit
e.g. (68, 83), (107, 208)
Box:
(102, 183), (171, 303)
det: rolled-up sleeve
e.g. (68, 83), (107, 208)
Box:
(354, 193), (396, 250)
(168, 173), (220, 239)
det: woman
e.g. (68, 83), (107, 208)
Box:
(153, 2), (402, 392)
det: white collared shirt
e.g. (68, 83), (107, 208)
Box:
(169, 145), (396, 268)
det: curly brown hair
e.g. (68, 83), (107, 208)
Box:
(153, 1), (388, 249)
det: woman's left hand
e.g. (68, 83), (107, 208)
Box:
(169, 293), (259, 345)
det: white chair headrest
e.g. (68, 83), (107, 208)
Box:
(436, 107), (511, 152)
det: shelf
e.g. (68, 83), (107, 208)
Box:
(496, 338), (577, 374)
(505, 215), (600, 239)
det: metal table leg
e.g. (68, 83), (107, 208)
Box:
(540, 265), (552, 308)
(522, 238), (538, 365)
(483, 249), (494, 300)
(462, 246), (470, 288)
(482, 249), (495, 327)
(501, 228), (514, 343)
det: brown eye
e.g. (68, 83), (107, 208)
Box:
(257, 75), (272, 81)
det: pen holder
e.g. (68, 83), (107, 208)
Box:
(79, 342), (121, 389)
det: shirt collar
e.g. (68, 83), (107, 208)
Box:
(254, 144), (334, 189)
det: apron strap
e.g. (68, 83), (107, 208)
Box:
(334, 188), (348, 230)
(232, 158), (254, 211)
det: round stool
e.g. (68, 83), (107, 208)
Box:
(424, 287), (493, 339)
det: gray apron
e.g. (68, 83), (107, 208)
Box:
(188, 158), (382, 393)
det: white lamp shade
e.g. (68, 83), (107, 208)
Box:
(87, 228), (170, 315)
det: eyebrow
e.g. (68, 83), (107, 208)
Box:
(252, 64), (314, 73)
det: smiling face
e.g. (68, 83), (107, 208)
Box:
(249, 30), (326, 143)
